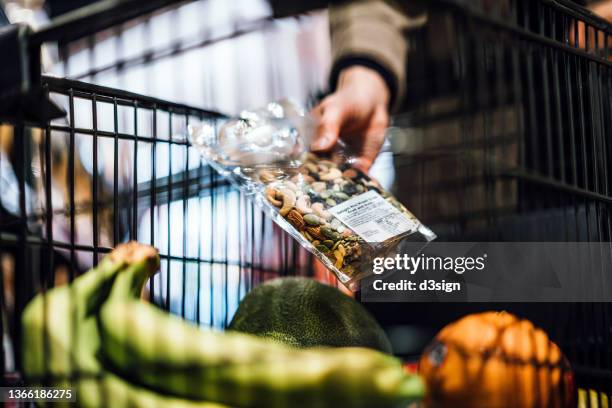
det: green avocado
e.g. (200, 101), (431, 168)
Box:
(229, 277), (393, 354)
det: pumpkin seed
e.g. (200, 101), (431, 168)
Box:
(332, 192), (349, 201)
(303, 213), (322, 226)
(321, 226), (341, 241)
(316, 244), (330, 253)
(320, 225), (334, 236)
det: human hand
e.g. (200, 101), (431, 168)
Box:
(310, 65), (390, 173)
(591, 0), (612, 21)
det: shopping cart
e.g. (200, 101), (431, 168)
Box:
(0, 0), (610, 405)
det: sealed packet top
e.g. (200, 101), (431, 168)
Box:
(189, 101), (435, 290)
(189, 100), (312, 169)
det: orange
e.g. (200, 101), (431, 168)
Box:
(419, 311), (574, 407)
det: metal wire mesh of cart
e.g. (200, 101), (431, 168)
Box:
(0, 72), (319, 379)
(388, 0), (612, 400)
(396, 0), (611, 243)
(0, 0), (326, 385)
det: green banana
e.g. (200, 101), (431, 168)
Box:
(22, 242), (228, 408)
(57, 372), (230, 408)
(21, 244), (151, 378)
(99, 266), (425, 408)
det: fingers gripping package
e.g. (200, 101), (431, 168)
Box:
(189, 100), (435, 290)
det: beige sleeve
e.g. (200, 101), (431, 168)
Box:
(329, 1), (426, 109)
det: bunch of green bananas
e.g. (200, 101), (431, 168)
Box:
(22, 242), (424, 407)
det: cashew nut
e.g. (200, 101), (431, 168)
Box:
(320, 168), (342, 181)
(305, 152), (319, 162)
(279, 189), (297, 216)
(295, 195), (313, 215)
(259, 170), (278, 183)
(311, 202), (332, 221)
(295, 174), (314, 184)
(266, 186), (282, 207)
(305, 162), (319, 174)
(311, 182), (326, 193)
(283, 180), (299, 192)
(319, 159), (336, 168)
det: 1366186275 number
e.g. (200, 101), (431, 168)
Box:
(2, 387), (75, 402)
(419, 280), (462, 293)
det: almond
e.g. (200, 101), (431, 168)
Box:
(287, 210), (305, 230)
(306, 226), (326, 241)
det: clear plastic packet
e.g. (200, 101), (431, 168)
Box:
(188, 100), (436, 290)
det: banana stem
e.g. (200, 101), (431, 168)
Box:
(106, 245), (159, 301)
(106, 261), (154, 301)
(74, 242), (159, 313)
(71, 258), (125, 316)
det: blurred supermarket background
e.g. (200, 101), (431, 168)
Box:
(1, 0), (612, 399)
(1, 0), (334, 329)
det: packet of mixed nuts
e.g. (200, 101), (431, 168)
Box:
(188, 100), (435, 290)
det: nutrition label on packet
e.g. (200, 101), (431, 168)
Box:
(328, 190), (418, 243)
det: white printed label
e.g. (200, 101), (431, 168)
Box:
(328, 190), (418, 243)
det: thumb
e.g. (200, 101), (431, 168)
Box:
(311, 102), (347, 152)
(350, 157), (372, 174)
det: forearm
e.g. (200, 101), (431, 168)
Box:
(328, 0), (426, 111)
